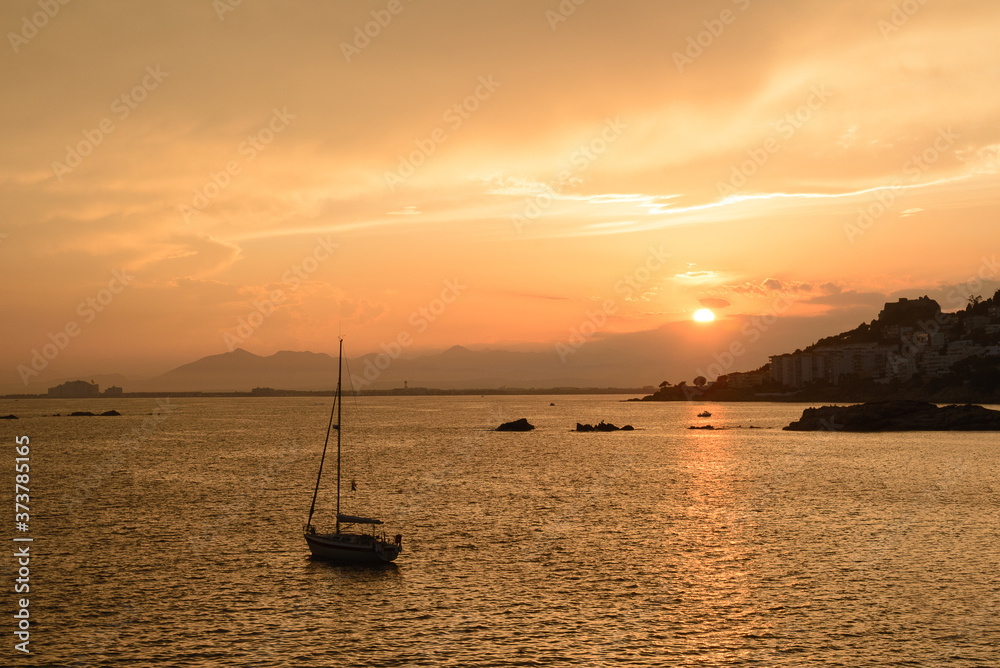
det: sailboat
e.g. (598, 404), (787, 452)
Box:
(304, 339), (402, 564)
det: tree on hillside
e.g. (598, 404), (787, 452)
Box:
(693, 376), (707, 389)
(659, 380), (671, 388)
(968, 294), (983, 310)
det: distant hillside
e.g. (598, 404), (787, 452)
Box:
(133, 344), (664, 392)
(142, 349), (340, 391)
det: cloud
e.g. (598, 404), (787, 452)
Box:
(804, 290), (888, 308)
(699, 297), (731, 309)
(509, 292), (570, 301)
(819, 282), (842, 295)
(764, 278), (814, 293)
(673, 271), (721, 285)
(336, 297), (386, 324)
(131, 234), (243, 281)
(484, 175), (553, 197)
(723, 278), (815, 296)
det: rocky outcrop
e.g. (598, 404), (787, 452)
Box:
(576, 421), (633, 432)
(496, 418), (535, 431)
(784, 401), (1000, 431)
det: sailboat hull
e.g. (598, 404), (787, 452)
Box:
(304, 532), (401, 564)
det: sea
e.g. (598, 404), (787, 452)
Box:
(2, 395), (999, 667)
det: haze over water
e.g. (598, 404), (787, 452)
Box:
(8, 396), (1000, 666)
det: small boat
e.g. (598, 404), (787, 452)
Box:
(304, 339), (402, 564)
(697, 411), (712, 417)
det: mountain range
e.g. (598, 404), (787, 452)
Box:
(108, 345), (658, 393)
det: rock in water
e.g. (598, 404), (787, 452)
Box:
(496, 418), (535, 431)
(784, 401), (1000, 431)
(0, 414), (17, 420)
(575, 421), (634, 432)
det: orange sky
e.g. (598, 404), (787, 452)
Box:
(2, 0), (999, 391)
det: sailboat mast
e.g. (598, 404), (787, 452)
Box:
(335, 337), (343, 534)
(306, 338), (342, 532)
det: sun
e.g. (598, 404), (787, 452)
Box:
(693, 308), (715, 322)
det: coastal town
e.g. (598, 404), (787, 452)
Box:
(765, 294), (1000, 388)
(648, 291), (1000, 402)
